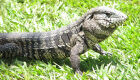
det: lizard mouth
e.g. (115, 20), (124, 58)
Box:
(111, 21), (122, 28)
(113, 19), (126, 28)
(94, 18), (125, 28)
(107, 17), (127, 28)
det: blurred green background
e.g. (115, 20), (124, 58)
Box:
(0, 0), (139, 79)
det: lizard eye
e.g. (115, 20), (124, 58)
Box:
(105, 13), (111, 17)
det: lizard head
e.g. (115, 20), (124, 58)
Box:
(82, 6), (127, 43)
(93, 6), (127, 28)
(83, 6), (127, 29)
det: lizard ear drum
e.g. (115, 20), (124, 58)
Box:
(80, 25), (83, 31)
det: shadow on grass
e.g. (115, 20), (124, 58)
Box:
(0, 56), (70, 67)
(80, 55), (121, 72)
(0, 54), (122, 72)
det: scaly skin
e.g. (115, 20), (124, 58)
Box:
(0, 6), (127, 74)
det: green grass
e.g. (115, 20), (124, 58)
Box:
(0, 0), (139, 79)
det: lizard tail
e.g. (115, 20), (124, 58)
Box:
(0, 43), (19, 59)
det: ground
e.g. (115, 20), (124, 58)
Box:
(0, 0), (139, 79)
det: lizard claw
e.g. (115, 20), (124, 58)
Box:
(101, 51), (112, 56)
(105, 52), (112, 56)
(75, 70), (83, 75)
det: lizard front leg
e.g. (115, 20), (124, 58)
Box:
(70, 42), (84, 74)
(92, 44), (112, 55)
(70, 32), (86, 74)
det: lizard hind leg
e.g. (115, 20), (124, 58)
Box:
(0, 43), (20, 59)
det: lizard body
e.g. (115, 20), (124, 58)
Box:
(0, 6), (127, 74)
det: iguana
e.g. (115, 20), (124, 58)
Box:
(0, 6), (127, 74)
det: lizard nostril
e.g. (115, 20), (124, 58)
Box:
(122, 14), (128, 20)
(125, 15), (128, 20)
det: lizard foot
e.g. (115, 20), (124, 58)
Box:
(101, 51), (112, 56)
(75, 70), (83, 75)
